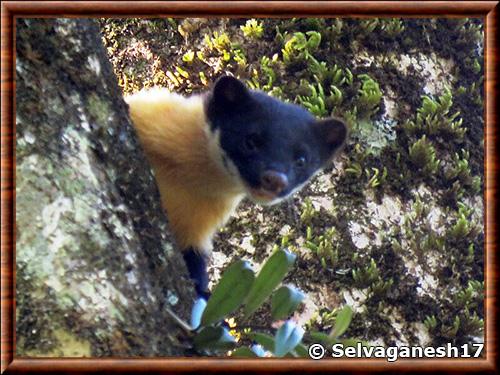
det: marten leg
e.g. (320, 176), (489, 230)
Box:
(183, 247), (210, 300)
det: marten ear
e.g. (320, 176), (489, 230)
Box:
(313, 117), (348, 155)
(212, 75), (252, 109)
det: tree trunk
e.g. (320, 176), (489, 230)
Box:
(15, 18), (195, 357)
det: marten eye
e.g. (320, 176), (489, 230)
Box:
(295, 155), (307, 168)
(244, 134), (262, 152)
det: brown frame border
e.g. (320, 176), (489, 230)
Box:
(1, 1), (498, 373)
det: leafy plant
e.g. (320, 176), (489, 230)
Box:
(308, 305), (357, 347)
(282, 31), (321, 64)
(345, 161), (363, 179)
(328, 19), (344, 40)
(360, 19), (380, 33)
(182, 50), (195, 63)
(440, 308), (483, 339)
(308, 56), (349, 88)
(352, 258), (380, 288)
(231, 45), (247, 66)
(300, 198), (317, 225)
(199, 71), (208, 86)
(199, 260), (255, 326)
(205, 31), (231, 52)
(357, 74), (382, 119)
(273, 321), (305, 357)
(247, 326), (307, 358)
(365, 167), (387, 188)
(380, 19), (405, 37)
(368, 278), (394, 297)
(175, 66), (189, 79)
(188, 248), (310, 357)
(305, 227), (339, 270)
(424, 315), (438, 332)
(455, 280), (483, 309)
(271, 286), (305, 320)
(329, 305), (353, 340)
(459, 308), (484, 337)
(444, 149), (482, 193)
(201, 30), (247, 68)
(240, 19), (264, 39)
(409, 135), (440, 175)
(404, 88), (466, 140)
(297, 74), (346, 118)
(247, 55), (279, 92)
(297, 81), (329, 117)
(243, 248), (297, 318)
(447, 210), (472, 240)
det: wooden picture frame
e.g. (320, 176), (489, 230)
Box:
(1, 1), (498, 373)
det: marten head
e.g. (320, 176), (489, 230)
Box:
(205, 76), (347, 205)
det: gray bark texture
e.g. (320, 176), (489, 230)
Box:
(15, 18), (195, 357)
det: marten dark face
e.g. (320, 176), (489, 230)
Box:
(205, 76), (347, 204)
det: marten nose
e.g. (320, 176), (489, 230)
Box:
(261, 171), (288, 195)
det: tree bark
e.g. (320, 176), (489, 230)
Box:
(15, 18), (194, 357)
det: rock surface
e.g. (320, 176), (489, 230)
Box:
(16, 18), (194, 356)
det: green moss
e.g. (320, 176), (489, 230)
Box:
(87, 93), (110, 125)
(240, 19), (264, 39)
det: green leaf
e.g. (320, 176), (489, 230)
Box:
(274, 321), (304, 357)
(243, 249), (296, 318)
(305, 31), (321, 50)
(330, 305), (353, 339)
(231, 347), (258, 357)
(293, 343), (309, 358)
(248, 332), (275, 352)
(309, 331), (331, 345)
(271, 285), (305, 320)
(201, 260), (255, 326)
(193, 326), (236, 351)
